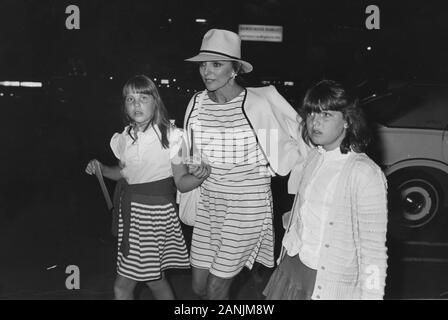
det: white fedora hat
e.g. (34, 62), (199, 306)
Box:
(185, 29), (253, 73)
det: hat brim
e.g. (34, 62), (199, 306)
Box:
(185, 53), (253, 73)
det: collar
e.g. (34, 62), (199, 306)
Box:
(317, 146), (351, 160)
(125, 125), (160, 143)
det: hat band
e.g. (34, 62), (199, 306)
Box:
(199, 50), (241, 61)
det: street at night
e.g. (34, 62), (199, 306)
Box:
(1, 0), (447, 301)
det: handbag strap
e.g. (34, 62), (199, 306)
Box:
(187, 90), (206, 157)
(285, 191), (299, 233)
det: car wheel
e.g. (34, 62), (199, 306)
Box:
(387, 170), (444, 237)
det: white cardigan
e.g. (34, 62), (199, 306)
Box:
(281, 149), (389, 300)
(183, 86), (309, 184)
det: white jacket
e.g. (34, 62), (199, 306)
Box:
(183, 85), (309, 190)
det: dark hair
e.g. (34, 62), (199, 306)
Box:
(196, 60), (246, 87)
(122, 75), (172, 149)
(231, 61), (243, 74)
(300, 79), (371, 153)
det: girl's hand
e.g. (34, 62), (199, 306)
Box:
(85, 159), (102, 175)
(188, 162), (211, 180)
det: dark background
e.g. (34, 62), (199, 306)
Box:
(0, 0), (447, 299)
(2, 0), (448, 80)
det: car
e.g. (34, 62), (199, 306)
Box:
(361, 83), (448, 240)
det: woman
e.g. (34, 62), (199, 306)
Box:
(174, 29), (308, 299)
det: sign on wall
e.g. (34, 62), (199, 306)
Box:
(238, 25), (283, 42)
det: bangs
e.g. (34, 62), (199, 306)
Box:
(122, 75), (156, 97)
(303, 100), (328, 115)
(302, 81), (349, 115)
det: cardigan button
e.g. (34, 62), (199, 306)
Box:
(325, 244), (330, 248)
(316, 295), (320, 299)
(329, 222), (334, 226)
(318, 286), (322, 290)
(321, 266), (325, 270)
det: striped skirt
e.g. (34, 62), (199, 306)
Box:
(190, 183), (274, 279)
(116, 179), (190, 282)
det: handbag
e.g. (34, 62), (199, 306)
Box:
(177, 90), (206, 226)
(177, 188), (200, 226)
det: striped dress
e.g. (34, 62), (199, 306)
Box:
(188, 90), (275, 279)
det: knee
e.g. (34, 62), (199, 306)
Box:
(192, 278), (207, 299)
(114, 278), (134, 300)
(206, 276), (232, 300)
(191, 268), (209, 299)
(114, 284), (130, 300)
(146, 277), (165, 291)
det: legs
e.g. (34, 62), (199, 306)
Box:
(114, 274), (137, 300)
(207, 274), (235, 300)
(192, 266), (235, 300)
(145, 272), (175, 300)
(114, 272), (175, 300)
(192, 267), (209, 299)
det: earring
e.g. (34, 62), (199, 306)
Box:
(344, 123), (349, 129)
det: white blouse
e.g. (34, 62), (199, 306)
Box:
(110, 125), (183, 184)
(283, 146), (351, 269)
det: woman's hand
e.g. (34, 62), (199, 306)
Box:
(187, 162), (211, 180)
(85, 159), (102, 175)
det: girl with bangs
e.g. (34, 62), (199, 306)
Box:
(86, 75), (211, 299)
(264, 80), (388, 300)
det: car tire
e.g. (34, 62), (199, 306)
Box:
(387, 169), (445, 240)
